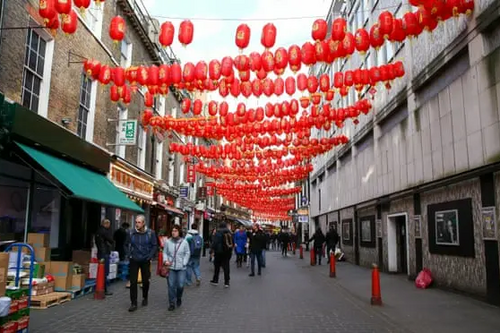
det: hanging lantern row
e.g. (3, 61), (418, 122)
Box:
(143, 98), (372, 142)
(158, 20), (194, 47)
(214, 184), (302, 196)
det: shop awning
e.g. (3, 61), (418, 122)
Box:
(236, 218), (253, 227)
(16, 142), (144, 213)
(158, 203), (184, 217)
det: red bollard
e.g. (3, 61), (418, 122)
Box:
(299, 244), (303, 259)
(310, 248), (316, 266)
(329, 252), (336, 278)
(157, 251), (163, 276)
(94, 259), (106, 300)
(371, 264), (382, 306)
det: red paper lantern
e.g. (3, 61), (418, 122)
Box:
(249, 52), (262, 72)
(183, 62), (195, 83)
(219, 101), (229, 116)
(193, 99), (202, 116)
(263, 78), (274, 97)
(170, 63), (182, 85)
(61, 10), (78, 34)
(83, 59), (101, 80)
(109, 16), (126, 43)
(325, 89), (335, 101)
(195, 61), (208, 83)
(148, 65), (159, 87)
(55, 0), (71, 16)
(319, 74), (330, 93)
(274, 77), (284, 96)
(39, 0), (57, 24)
(221, 56), (234, 77)
(110, 85), (120, 102)
(218, 80), (229, 98)
(181, 98), (191, 114)
(178, 20), (194, 46)
(315, 40), (329, 62)
(144, 92), (154, 108)
(235, 24), (251, 50)
(355, 28), (370, 53)
(393, 61), (405, 77)
(274, 47), (288, 70)
(252, 79), (263, 97)
(344, 70), (354, 87)
(312, 19), (328, 41)
(74, 0), (91, 13)
(261, 51), (274, 72)
(460, 0), (475, 15)
(208, 101), (218, 116)
(402, 12), (422, 38)
(230, 78), (241, 97)
(209, 59), (222, 82)
(331, 18), (347, 42)
(390, 18), (406, 42)
(261, 23), (277, 49)
(301, 42), (316, 66)
(307, 76), (319, 94)
(285, 77), (296, 96)
(112, 67), (125, 87)
(288, 44), (302, 72)
(369, 23), (384, 49)
(241, 81), (252, 98)
(159, 21), (175, 47)
(342, 32), (356, 56)
(378, 11), (394, 39)
(239, 70), (250, 82)
(98, 65), (112, 85)
(297, 74), (308, 92)
(417, 7), (438, 32)
(333, 72), (343, 89)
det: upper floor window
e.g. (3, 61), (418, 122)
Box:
(82, 1), (103, 39)
(120, 39), (132, 68)
(77, 74), (92, 138)
(22, 29), (47, 113)
(137, 125), (146, 169)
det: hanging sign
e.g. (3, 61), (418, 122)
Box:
(206, 182), (214, 196)
(186, 163), (196, 183)
(180, 186), (189, 198)
(198, 186), (207, 200)
(118, 120), (137, 145)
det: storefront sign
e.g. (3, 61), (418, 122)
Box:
(154, 192), (174, 206)
(110, 163), (154, 201)
(198, 186), (207, 200)
(180, 186), (189, 198)
(118, 120), (137, 145)
(482, 207), (497, 240)
(186, 163), (196, 183)
(206, 182), (214, 196)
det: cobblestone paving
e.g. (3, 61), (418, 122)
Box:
(29, 252), (403, 333)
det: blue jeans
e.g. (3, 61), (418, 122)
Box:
(167, 270), (186, 305)
(261, 250), (266, 268)
(186, 257), (201, 285)
(98, 254), (110, 291)
(250, 251), (263, 274)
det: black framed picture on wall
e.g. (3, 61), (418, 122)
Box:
(427, 198), (475, 257)
(342, 219), (353, 245)
(359, 215), (376, 248)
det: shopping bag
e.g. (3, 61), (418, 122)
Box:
(415, 268), (433, 289)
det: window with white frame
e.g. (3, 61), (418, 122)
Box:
(22, 29), (47, 113)
(120, 39), (132, 68)
(77, 74), (92, 138)
(81, 1), (103, 39)
(137, 125), (146, 169)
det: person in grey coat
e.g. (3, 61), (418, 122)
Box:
(163, 225), (190, 311)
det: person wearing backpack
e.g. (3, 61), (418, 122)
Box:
(125, 214), (158, 312)
(185, 223), (203, 286)
(210, 222), (233, 288)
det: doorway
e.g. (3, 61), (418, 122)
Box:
(387, 213), (409, 275)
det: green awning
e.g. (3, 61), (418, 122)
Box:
(16, 142), (144, 213)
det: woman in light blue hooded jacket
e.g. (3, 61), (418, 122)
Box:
(163, 225), (190, 311)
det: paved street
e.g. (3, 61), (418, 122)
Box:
(29, 251), (500, 333)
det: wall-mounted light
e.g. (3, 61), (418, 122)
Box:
(61, 118), (72, 126)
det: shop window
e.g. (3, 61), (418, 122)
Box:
(0, 175), (29, 242)
(31, 186), (60, 248)
(77, 74), (92, 139)
(116, 104), (127, 158)
(137, 125), (146, 169)
(22, 28), (46, 114)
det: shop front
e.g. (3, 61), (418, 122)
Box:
(151, 183), (183, 236)
(0, 95), (143, 259)
(108, 157), (154, 229)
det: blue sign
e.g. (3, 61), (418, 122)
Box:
(180, 186), (189, 198)
(301, 196), (308, 205)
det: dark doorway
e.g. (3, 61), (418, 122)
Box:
(396, 216), (407, 274)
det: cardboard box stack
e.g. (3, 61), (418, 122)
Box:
(0, 252), (8, 297)
(26, 233), (51, 280)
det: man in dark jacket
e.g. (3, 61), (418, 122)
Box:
(210, 222), (233, 288)
(114, 222), (129, 261)
(125, 214), (158, 312)
(95, 219), (114, 296)
(325, 225), (340, 263)
(248, 224), (266, 276)
(308, 228), (326, 265)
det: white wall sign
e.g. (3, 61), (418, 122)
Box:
(118, 120), (137, 145)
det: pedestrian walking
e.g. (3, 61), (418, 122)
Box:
(185, 223), (203, 286)
(113, 222), (129, 262)
(163, 225), (190, 311)
(325, 225), (340, 263)
(125, 215), (158, 312)
(248, 224), (266, 277)
(210, 222), (233, 287)
(95, 219), (114, 296)
(308, 228), (326, 265)
(234, 225), (247, 268)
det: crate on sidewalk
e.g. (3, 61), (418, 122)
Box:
(67, 283), (95, 299)
(30, 292), (71, 309)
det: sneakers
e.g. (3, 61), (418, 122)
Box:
(210, 280), (218, 286)
(224, 284), (230, 288)
(196, 279), (201, 286)
(168, 304), (175, 311)
(128, 304), (137, 312)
